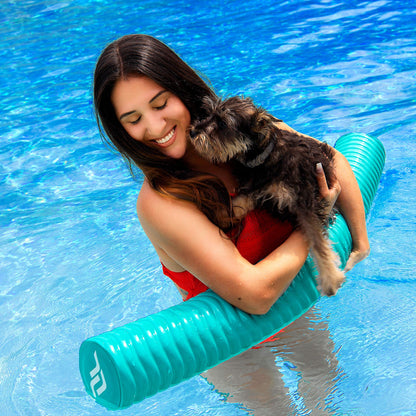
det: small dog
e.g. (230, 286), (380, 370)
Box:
(189, 96), (345, 296)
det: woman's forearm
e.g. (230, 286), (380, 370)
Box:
(237, 230), (310, 314)
(333, 149), (369, 251)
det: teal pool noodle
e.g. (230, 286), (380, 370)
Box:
(79, 133), (386, 410)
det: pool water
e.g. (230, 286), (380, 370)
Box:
(1, 0), (415, 415)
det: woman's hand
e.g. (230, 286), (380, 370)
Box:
(315, 162), (341, 215)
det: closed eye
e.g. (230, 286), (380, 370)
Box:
(154, 99), (167, 110)
(126, 96), (168, 125)
(130, 116), (141, 125)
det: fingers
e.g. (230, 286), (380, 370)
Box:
(316, 163), (341, 214)
(315, 162), (329, 197)
(330, 179), (342, 199)
(316, 163), (341, 195)
(344, 248), (370, 272)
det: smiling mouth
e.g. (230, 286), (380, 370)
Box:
(155, 127), (176, 145)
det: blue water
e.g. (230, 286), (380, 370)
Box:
(1, 0), (415, 415)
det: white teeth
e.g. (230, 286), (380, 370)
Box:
(155, 128), (175, 144)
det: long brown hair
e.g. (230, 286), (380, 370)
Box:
(93, 34), (234, 229)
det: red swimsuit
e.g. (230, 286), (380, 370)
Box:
(162, 209), (293, 300)
(162, 209), (293, 345)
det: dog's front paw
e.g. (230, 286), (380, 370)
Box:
(319, 268), (345, 297)
(232, 195), (254, 220)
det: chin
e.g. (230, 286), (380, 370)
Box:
(163, 145), (187, 160)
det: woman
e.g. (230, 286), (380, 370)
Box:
(94, 33), (369, 413)
(94, 34), (369, 315)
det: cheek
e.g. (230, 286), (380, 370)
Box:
(171, 98), (191, 126)
(183, 109), (191, 127)
(123, 124), (143, 141)
(182, 110), (191, 132)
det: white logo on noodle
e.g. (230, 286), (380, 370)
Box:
(89, 350), (107, 397)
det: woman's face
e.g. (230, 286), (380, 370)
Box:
(111, 76), (191, 160)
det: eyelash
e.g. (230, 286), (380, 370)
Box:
(130, 100), (168, 125)
(155, 100), (168, 110)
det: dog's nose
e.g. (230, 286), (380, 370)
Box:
(189, 129), (197, 139)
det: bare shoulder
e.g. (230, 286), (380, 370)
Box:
(274, 120), (299, 134)
(135, 179), (239, 277)
(137, 180), (170, 242)
(136, 179), (209, 246)
(137, 179), (199, 224)
(136, 179), (205, 272)
(136, 179), (163, 219)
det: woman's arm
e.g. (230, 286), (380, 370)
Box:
(276, 121), (370, 271)
(137, 169), (340, 315)
(332, 149), (370, 271)
(137, 180), (309, 315)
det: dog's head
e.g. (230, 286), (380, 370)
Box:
(189, 96), (258, 164)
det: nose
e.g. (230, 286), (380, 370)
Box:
(189, 128), (197, 139)
(143, 112), (167, 140)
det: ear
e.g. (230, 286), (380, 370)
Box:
(201, 95), (220, 114)
(222, 96), (258, 120)
(214, 98), (242, 132)
(240, 97), (258, 118)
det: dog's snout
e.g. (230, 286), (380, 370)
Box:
(189, 129), (197, 139)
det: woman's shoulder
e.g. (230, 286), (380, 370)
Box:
(137, 180), (188, 272)
(137, 179), (170, 222)
(137, 179), (202, 226)
(137, 178), (159, 206)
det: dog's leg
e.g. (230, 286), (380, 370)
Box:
(297, 215), (345, 296)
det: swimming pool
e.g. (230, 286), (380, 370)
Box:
(1, 0), (415, 415)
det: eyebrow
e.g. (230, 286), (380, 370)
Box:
(119, 90), (168, 121)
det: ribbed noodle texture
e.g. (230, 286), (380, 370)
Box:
(79, 133), (386, 409)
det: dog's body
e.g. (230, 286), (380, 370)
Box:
(189, 96), (345, 296)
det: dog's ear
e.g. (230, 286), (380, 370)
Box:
(240, 97), (258, 118)
(201, 95), (220, 114)
(219, 96), (259, 132)
(224, 96), (258, 119)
